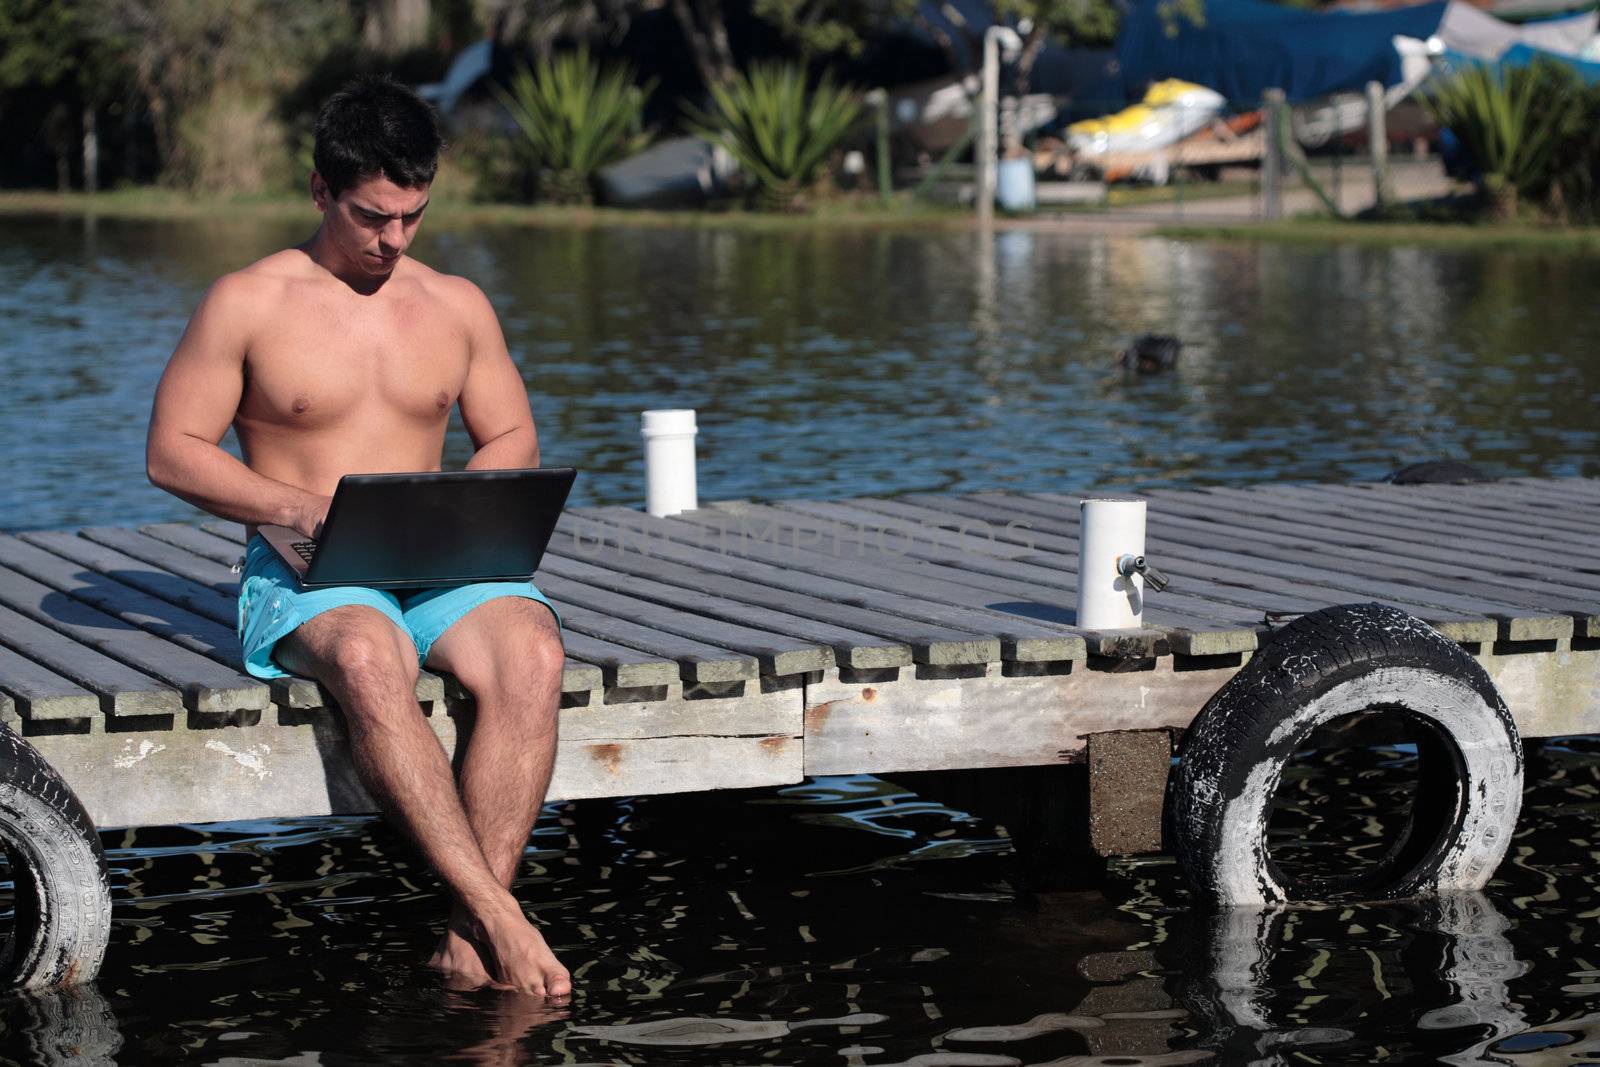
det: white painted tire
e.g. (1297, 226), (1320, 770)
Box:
(0, 725), (112, 988)
(1172, 603), (1522, 907)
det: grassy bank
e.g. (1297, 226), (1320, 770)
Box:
(0, 188), (977, 232)
(1154, 216), (1600, 250)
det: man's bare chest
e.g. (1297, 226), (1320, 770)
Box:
(238, 296), (469, 429)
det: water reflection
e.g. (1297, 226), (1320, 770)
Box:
(1169, 893), (1527, 1067)
(0, 754), (1590, 1063)
(5, 216), (1600, 531)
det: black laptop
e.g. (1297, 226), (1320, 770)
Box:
(258, 467), (577, 589)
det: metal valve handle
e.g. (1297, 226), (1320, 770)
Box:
(1117, 553), (1171, 593)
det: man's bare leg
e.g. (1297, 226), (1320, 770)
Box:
(419, 598), (568, 995)
(275, 604), (567, 996)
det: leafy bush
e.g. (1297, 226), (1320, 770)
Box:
(491, 48), (654, 205)
(1515, 61), (1600, 223)
(686, 62), (862, 212)
(1420, 59), (1578, 220)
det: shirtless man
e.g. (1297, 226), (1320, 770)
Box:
(145, 75), (571, 998)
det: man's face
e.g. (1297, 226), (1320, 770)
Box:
(311, 172), (430, 277)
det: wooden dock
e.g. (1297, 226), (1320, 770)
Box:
(1, 477), (1597, 833)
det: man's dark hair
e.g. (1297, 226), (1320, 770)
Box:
(313, 74), (443, 198)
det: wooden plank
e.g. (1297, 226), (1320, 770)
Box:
(77, 526), (239, 595)
(1503, 476), (1600, 503)
(541, 554), (912, 669)
(1281, 483), (1598, 545)
(984, 491), (1600, 640)
(830, 494), (1501, 645)
(1142, 488), (1581, 640)
(0, 643), (100, 722)
(942, 491), (1576, 641)
(604, 503), (1232, 657)
(533, 594), (758, 684)
(0, 534), (254, 671)
(203, 520), (249, 542)
(555, 632), (678, 689)
(0, 564), (269, 715)
(550, 529), (1045, 665)
(0, 603), (180, 719)
(1201, 483), (1593, 561)
(918, 492), (1512, 643)
(1131, 491), (1581, 628)
(1339, 482), (1600, 538)
(139, 522), (243, 564)
(567, 506), (1107, 660)
(17, 531), (443, 708)
(537, 572), (836, 676)
(20, 530), (237, 624)
(744, 497), (1263, 648)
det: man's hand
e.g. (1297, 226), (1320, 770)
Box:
(292, 495), (332, 539)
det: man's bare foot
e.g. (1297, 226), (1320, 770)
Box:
(472, 907), (572, 999)
(429, 914), (493, 989)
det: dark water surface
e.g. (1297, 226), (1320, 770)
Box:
(3, 214), (1599, 530)
(4, 743), (1600, 1065)
(4, 216), (1600, 1064)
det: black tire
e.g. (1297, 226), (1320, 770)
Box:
(0, 724), (112, 988)
(1171, 603), (1522, 907)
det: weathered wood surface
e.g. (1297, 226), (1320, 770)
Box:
(0, 476), (1595, 826)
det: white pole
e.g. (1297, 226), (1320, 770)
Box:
(1366, 79), (1391, 210)
(1077, 498), (1147, 629)
(977, 29), (999, 224)
(641, 409), (698, 517)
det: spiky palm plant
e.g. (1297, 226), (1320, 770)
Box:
(491, 48), (654, 205)
(687, 62), (862, 212)
(1421, 60), (1576, 221)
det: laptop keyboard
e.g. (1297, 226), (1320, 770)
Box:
(291, 541), (318, 564)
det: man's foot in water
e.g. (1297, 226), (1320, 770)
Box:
(430, 904), (571, 998)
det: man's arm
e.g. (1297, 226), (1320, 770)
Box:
(146, 275), (329, 537)
(455, 281), (540, 470)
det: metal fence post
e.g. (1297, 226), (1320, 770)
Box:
(1262, 88), (1286, 221)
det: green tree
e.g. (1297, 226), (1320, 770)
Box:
(669, 0), (916, 89)
(0, 0), (133, 190)
(751, 0), (918, 59)
(105, 0), (356, 193)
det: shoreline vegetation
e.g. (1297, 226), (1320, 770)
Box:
(7, 188), (1600, 249)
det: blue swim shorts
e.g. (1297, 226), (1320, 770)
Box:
(235, 536), (563, 681)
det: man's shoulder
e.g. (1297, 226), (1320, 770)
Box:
(206, 251), (302, 308)
(405, 261), (495, 323)
(406, 260), (486, 302)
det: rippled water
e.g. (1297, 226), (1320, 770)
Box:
(2, 743), (1600, 1065)
(4, 215), (1600, 1064)
(3, 214), (1599, 531)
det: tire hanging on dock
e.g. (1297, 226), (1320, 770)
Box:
(1171, 603), (1522, 907)
(0, 724), (112, 988)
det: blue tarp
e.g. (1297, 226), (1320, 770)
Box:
(1116, 0), (1450, 103)
(1501, 41), (1600, 82)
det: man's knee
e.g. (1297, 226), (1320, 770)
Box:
(288, 607), (418, 698)
(453, 609), (564, 708)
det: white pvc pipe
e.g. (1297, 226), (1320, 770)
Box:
(1077, 498), (1147, 629)
(641, 409), (698, 517)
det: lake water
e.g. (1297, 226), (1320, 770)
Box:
(3, 214), (1598, 530)
(2, 215), (1600, 1064)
